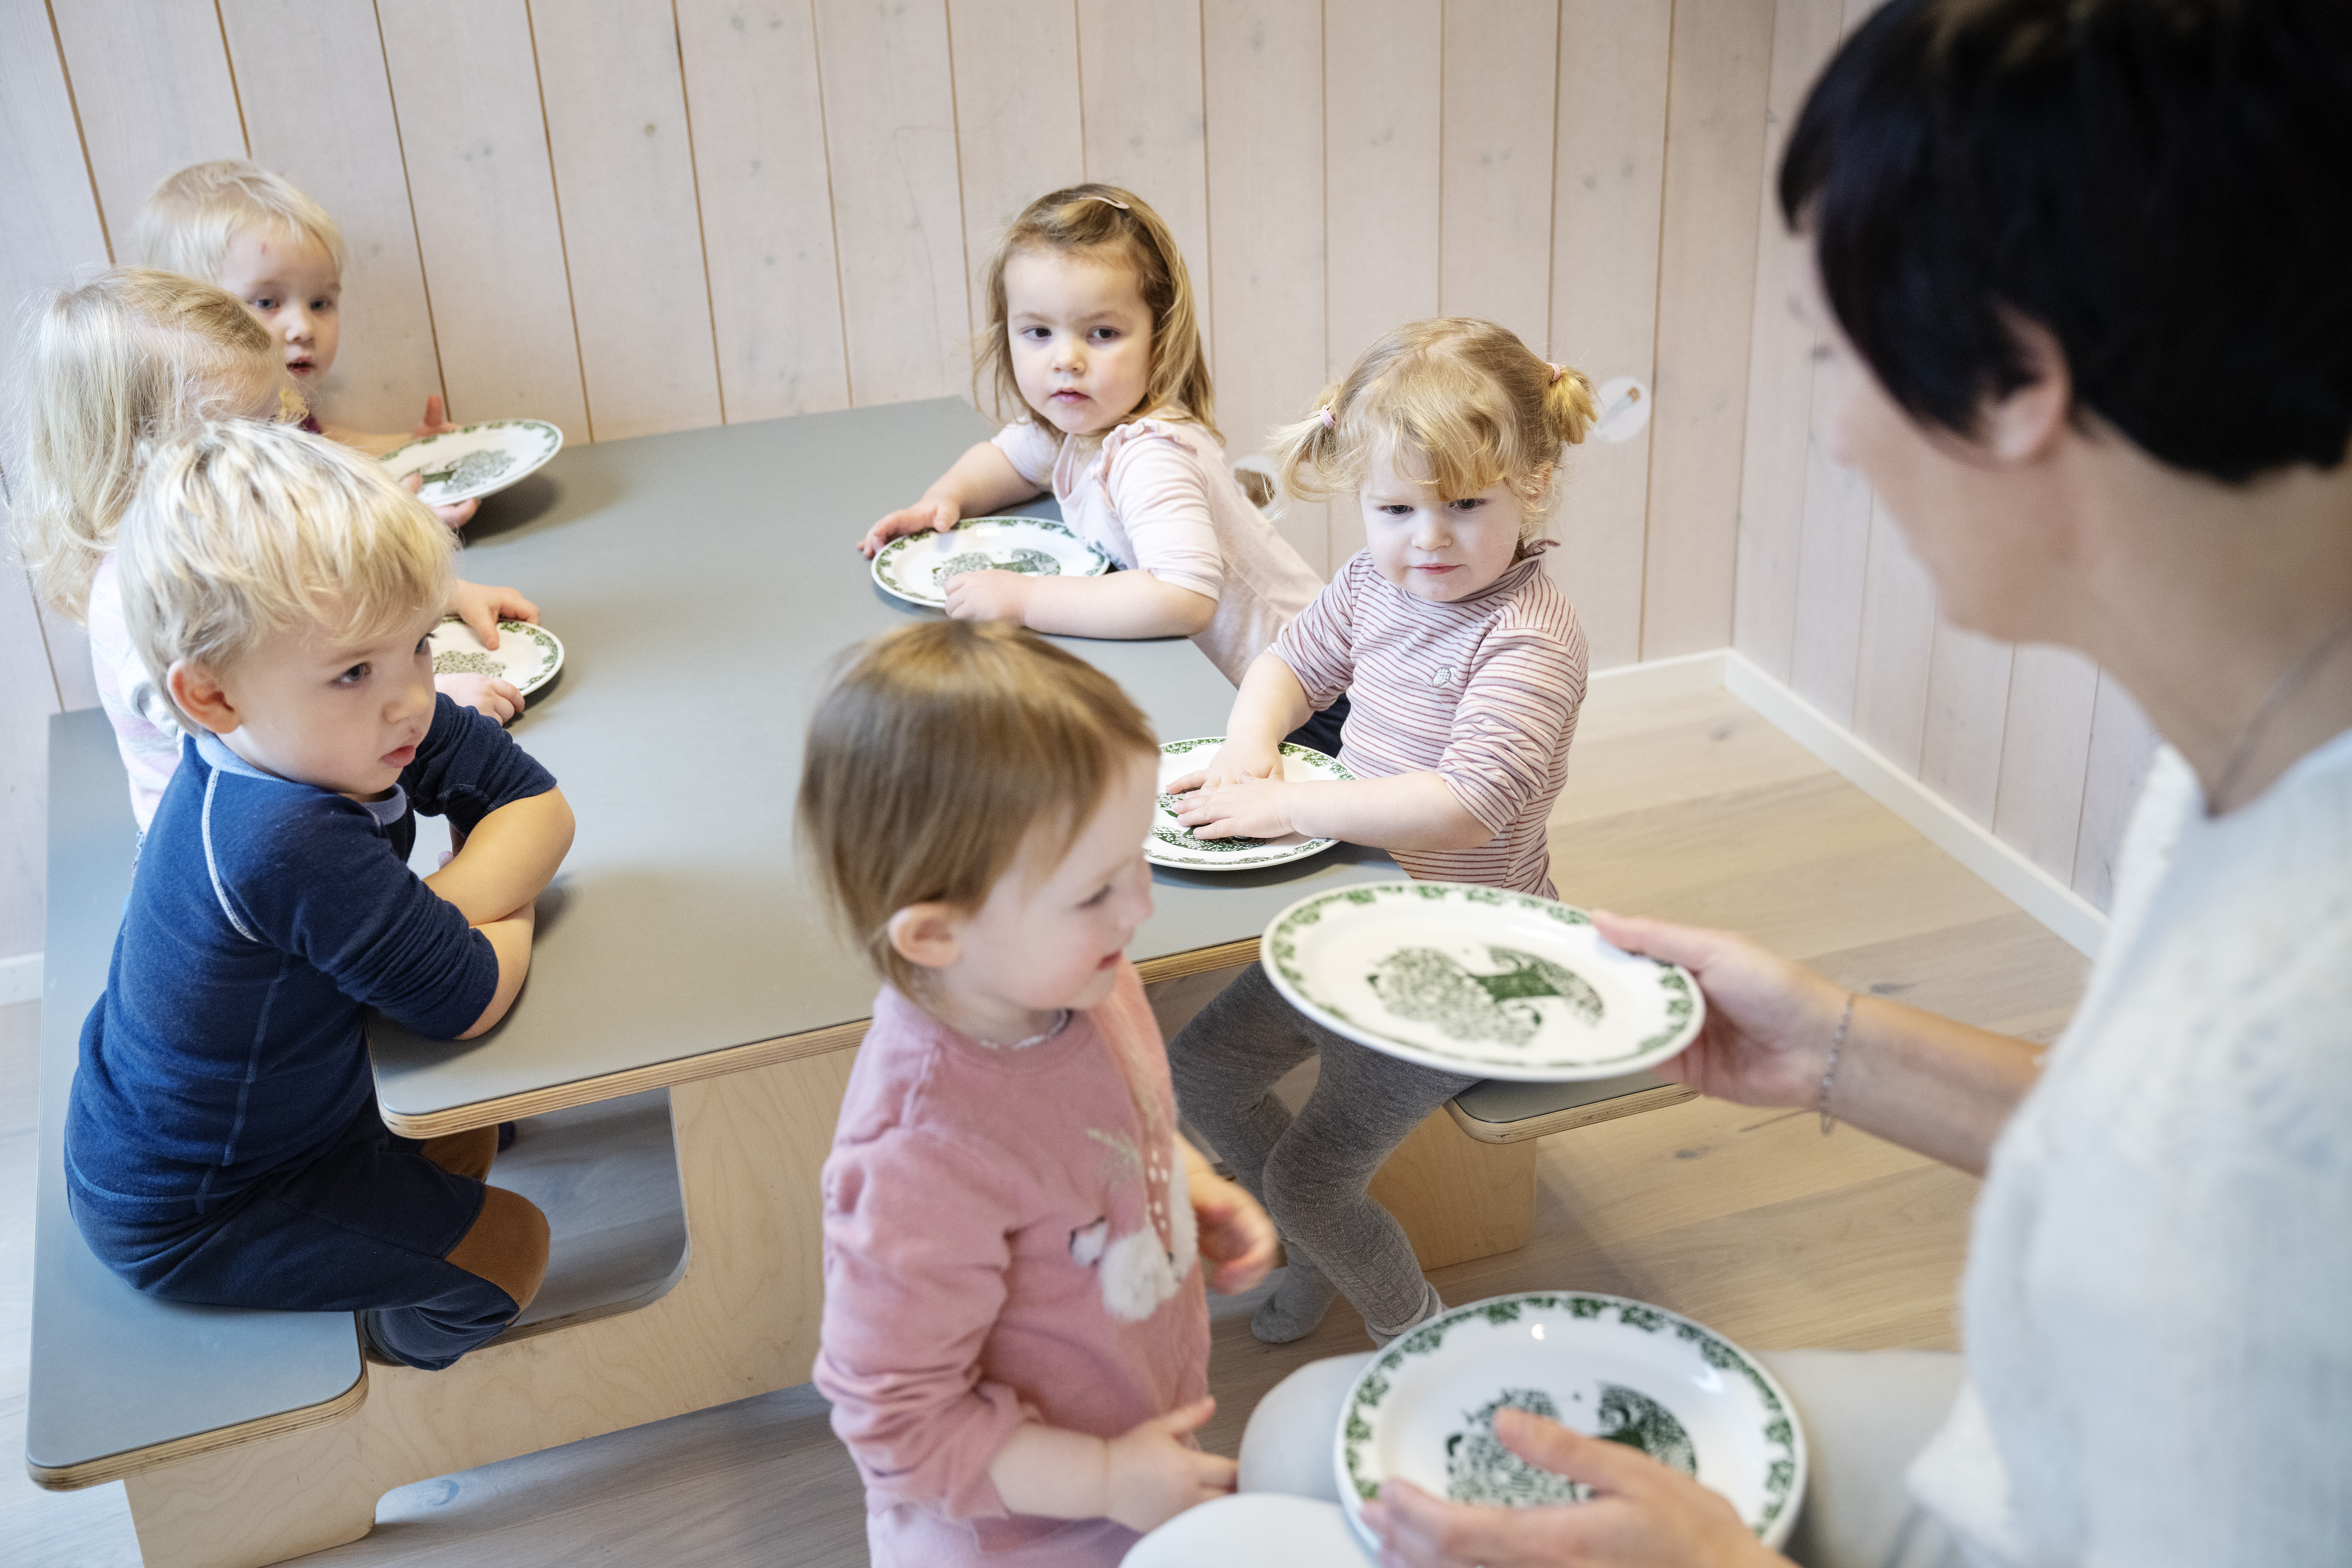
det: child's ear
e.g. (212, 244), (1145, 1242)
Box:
(886, 903), (965, 972)
(167, 660), (240, 736)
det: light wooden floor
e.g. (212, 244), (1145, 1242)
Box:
(2, 686), (2089, 1567)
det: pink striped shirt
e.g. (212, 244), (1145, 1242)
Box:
(1274, 544), (1586, 897)
(993, 413), (1323, 686)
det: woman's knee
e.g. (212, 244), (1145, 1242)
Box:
(444, 1187), (551, 1313)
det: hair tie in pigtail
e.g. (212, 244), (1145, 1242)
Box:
(1078, 194), (1131, 211)
(1318, 406), (1335, 431)
(1546, 362), (1566, 384)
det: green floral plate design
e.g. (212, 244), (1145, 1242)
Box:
(1146, 737), (1356, 872)
(428, 616), (564, 696)
(1335, 1292), (1804, 1553)
(870, 516), (1112, 608)
(381, 419), (563, 506)
(1261, 882), (1704, 1080)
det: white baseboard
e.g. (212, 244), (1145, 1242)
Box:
(1585, 648), (1730, 710)
(1719, 650), (2106, 958)
(0, 951), (40, 1007)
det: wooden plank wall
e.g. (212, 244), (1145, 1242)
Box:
(1, 0), (1780, 962)
(1731, 0), (2162, 914)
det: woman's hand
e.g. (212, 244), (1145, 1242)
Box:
(1361, 1407), (1783, 1568)
(1104, 1398), (1236, 1533)
(447, 580), (542, 651)
(1172, 775), (1296, 840)
(860, 496), (958, 558)
(434, 673), (525, 724)
(941, 568), (1034, 623)
(1185, 1155), (1276, 1294)
(1590, 910), (1847, 1111)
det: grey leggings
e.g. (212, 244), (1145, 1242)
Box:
(1167, 962), (1475, 1331)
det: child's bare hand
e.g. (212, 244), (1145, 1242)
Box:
(1188, 1169), (1276, 1294)
(941, 568), (1034, 623)
(1164, 742), (1282, 800)
(435, 673), (525, 724)
(401, 470), (479, 530)
(1105, 1398), (1235, 1533)
(448, 580), (541, 649)
(860, 497), (958, 558)
(413, 394), (462, 438)
(1174, 776), (1296, 840)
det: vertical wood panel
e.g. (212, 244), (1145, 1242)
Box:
(533, 0), (725, 440)
(49, 0), (246, 255)
(1437, 0), (1557, 346)
(1203, 0), (1327, 571)
(677, 0), (851, 423)
(0, 569), (57, 955)
(1323, 0), (1441, 562)
(1991, 642), (2100, 880)
(2071, 670), (2161, 912)
(1547, 0), (1669, 671)
(949, 0), (1084, 376)
(1639, 0), (1772, 658)
(220, 0), (446, 436)
(1848, 499), (1936, 773)
(811, 0), (969, 406)
(1075, 0), (1211, 365)
(1731, 0), (1844, 681)
(378, 0), (591, 439)
(1786, 352), (1874, 724)
(1918, 617), (2013, 828)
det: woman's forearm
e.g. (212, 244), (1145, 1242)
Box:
(1020, 570), (1216, 638)
(1290, 771), (1491, 853)
(1831, 996), (2043, 1175)
(426, 787), (575, 926)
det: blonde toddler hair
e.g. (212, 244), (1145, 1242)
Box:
(1272, 318), (1601, 539)
(11, 268), (299, 620)
(134, 159), (347, 284)
(797, 619), (1157, 998)
(114, 420), (454, 725)
(976, 183), (1218, 443)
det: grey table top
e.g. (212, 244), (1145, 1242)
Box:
(30, 709), (361, 1475)
(371, 398), (1401, 1124)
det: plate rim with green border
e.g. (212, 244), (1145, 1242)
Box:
(1259, 880), (1704, 1081)
(1146, 736), (1356, 872)
(429, 615), (565, 696)
(1333, 1290), (1805, 1552)
(379, 417), (564, 505)
(869, 515), (1112, 608)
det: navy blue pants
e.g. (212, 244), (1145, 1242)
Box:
(71, 1098), (526, 1371)
(1283, 693), (1351, 758)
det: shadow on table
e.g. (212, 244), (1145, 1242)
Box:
(464, 466), (619, 543)
(1149, 838), (1394, 894)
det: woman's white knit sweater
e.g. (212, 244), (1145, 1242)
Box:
(1909, 728), (2352, 1566)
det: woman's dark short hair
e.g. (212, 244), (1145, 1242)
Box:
(1782, 0), (2352, 483)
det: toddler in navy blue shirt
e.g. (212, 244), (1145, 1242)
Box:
(65, 420), (575, 1370)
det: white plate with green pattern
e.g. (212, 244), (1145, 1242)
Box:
(1149, 737), (1355, 872)
(428, 617), (564, 695)
(381, 419), (563, 506)
(1261, 881), (1703, 1080)
(870, 516), (1112, 608)
(1336, 1292), (1803, 1552)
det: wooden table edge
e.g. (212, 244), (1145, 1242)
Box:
(27, 1364), (368, 1492)
(376, 938), (1263, 1139)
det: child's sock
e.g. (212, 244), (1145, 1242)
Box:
(1251, 1255), (1341, 1344)
(1366, 1281), (1445, 1348)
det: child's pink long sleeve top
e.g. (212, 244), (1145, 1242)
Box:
(813, 962), (1210, 1567)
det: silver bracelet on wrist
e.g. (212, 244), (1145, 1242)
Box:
(1818, 992), (1857, 1135)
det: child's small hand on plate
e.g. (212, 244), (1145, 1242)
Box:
(401, 470), (478, 530)
(860, 497), (958, 558)
(434, 673), (526, 724)
(1174, 776), (1294, 840)
(1164, 743), (1281, 800)
(941, 568), (1034, 623)
(448, 580), (541, 649)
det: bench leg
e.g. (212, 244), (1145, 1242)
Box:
(123, 1421), (380, 1568)
(1368, 1108), (1539, 1272)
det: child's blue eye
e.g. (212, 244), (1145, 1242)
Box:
(336, 663), (369, 686)
(1018, 326), (1051, 341)
(253, 296), (278, 310)
(1450, 497), (1485, 512)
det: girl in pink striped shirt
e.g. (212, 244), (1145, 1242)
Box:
(857, 185), (1326, 713)
(1165, 319), (1598, 1346)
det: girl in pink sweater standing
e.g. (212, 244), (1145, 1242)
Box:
(1167, 319), (1599, 1347)
(801, 619), (1277, 1566)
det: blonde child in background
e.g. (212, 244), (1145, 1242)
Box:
(11, 269), (538, 830)
(800, 619), (1278, 1567)
(858, 186), (1332, 734)
(1165, 318), (1597, 1348)
(138, 158), (479, 528)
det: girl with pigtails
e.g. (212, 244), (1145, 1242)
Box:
(1164, 317), (1600, 1348)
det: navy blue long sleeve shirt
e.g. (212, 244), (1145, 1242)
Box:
(66, 696), (558, 1223)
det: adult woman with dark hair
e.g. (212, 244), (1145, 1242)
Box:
(1341, 0), (2352, 1564)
